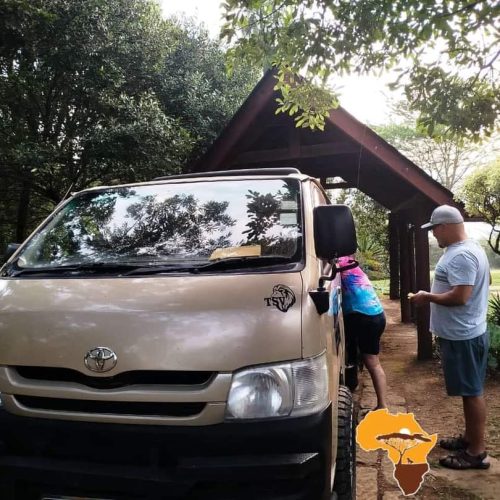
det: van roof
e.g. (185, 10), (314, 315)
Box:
(154, 168), (303, 180)
(73, 168), (312, 196)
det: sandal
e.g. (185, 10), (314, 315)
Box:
(439, 449), (490, 470)
(439, 435), (469, 451)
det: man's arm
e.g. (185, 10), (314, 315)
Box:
(409, 285), (473, 307)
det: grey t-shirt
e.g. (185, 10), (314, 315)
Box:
(430, 239), (490, 341)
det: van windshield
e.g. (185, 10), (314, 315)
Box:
(13, 178), (303, 273)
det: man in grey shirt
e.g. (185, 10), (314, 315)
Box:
(410, 205), (490, 470)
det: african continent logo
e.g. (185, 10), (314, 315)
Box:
(357, 409), (437, 495)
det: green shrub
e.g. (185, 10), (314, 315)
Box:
(486, 294), (500, 372)
(487, 322), (500, 371)
(488, 293), (500, 326)
(356, 234), (388, 281)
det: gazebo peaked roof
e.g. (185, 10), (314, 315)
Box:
(191, 69), (461, 360)
(192, 70), (458, 217)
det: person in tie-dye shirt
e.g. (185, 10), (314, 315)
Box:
(339, 255), (387, 410)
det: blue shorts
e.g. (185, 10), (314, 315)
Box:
(438, 332), (489, 397)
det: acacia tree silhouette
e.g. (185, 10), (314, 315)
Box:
(376, 432), (432, 465)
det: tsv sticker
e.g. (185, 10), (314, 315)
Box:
(264, 285), (296, 312)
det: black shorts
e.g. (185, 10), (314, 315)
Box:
(344, 312), (386, 359)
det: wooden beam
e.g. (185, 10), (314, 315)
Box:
(408, 224), (416, 321)
(328, 108), (455, 207)
(288, 125), (301, 158)
(324, 182), (352, 189)
(389, 212), (400, 300)
(399, 217), (412, 323)
(232, 143), (359, 165)
(191, 71), (278, 172)
(391, 193), (422, 213)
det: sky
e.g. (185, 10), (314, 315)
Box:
(158, 0), (400, 125)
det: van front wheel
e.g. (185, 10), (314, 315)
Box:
(332, 385), (356, 499)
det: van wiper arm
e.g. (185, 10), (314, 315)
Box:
(196, 255), (294, 271)
(7, 262), (141, 277)
(123, 256), (294, 276)
(122, 264), (201, 276)
(7, 257), (295, 277)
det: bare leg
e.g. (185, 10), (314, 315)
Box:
(362, 353), (387, 409)
(463, 395), (487, 455)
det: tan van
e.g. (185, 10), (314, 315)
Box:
(0, 168), (357, 500)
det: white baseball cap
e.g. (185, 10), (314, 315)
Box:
(421, 205), (464, 229)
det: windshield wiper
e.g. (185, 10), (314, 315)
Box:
(197, 255), (294, 271)
(5, 256), (297, 278)
(6, 262), (141, 277)
(123, 256), (295, 276)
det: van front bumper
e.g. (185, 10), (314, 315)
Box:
(0, 404), (333, 500)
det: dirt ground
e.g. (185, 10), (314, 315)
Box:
(354, 298), (500, 499)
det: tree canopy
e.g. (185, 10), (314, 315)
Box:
(222, 0), (499, 139)
(374, 102), (499, 191)
(458, 158), (500, 254)
(332, 189), (389, 279)
(0, 0), (258, 251)
(158, 19), (259, 163)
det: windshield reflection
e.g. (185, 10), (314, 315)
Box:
(13, 179), (302, 271)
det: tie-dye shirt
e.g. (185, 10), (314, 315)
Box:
(338, 256), (383, 316)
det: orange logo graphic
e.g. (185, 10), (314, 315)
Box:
(356, 409), (437, 495)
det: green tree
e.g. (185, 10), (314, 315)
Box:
(222, 0), (499, 139)
(0, 1), (258, 250)
(333, 189), (389, 278)
(458, 158), (500, 254)
(0, 0), (191, 243)
(158, 18), (260, 164)
(374, 103), (499, 191)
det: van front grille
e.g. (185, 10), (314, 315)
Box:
(15, 395), (206, 417)
(14, 366), (214, 389)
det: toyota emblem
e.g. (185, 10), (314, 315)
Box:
(84, 347), (117, 373)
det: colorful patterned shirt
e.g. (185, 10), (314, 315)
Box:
(338, 256), (383, 316)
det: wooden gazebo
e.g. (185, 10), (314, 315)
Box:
(191, 71), (461, 360)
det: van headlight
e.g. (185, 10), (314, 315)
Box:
(225, 353), (329, 420)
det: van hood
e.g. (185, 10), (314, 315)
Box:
(0, 274), (303, 373)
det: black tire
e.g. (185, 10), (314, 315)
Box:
(332, 385), (356, 500)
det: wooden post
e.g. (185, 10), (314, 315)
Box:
(399, 217), (412, 323)
(408, 224), (416, 322)
(389, 212), (400, 299)
(414, 218), (433, 360)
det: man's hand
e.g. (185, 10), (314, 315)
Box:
(408, 291), (431, 306)
(408, 285), (472, 307)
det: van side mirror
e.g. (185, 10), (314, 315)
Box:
(4, 243), (20, 261)
(310, 206), (357, 315)
(313, 205), (357, 260)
